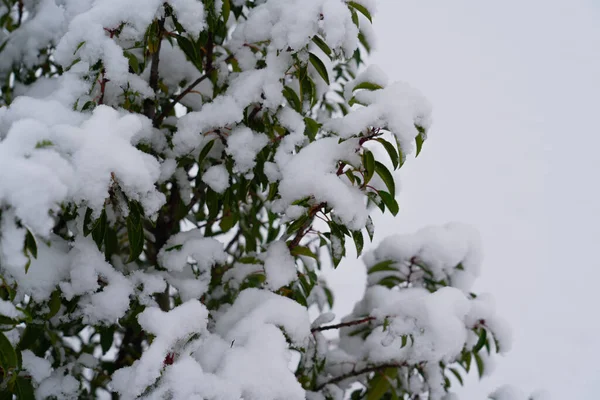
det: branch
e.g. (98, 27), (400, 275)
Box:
(153, 71), (212, 127)
(311, 316), (375, 333)
(316, 362), (405, 390)
(153, 32), (214, 127)
(288, 202), (326, 250)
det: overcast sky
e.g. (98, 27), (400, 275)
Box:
(325, 0), (600, 398)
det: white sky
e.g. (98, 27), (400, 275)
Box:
(324, 0), (600, 398)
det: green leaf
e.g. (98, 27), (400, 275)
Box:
(91, 208), (107, 250)
(366, 216), (374, 241)
(308, 52), (330, 85)
(378, 190), (399, 216)
(283, 86), (302, 112)
(124, 51), (140, 74)
(474, 351), (485, 378)
(311, 36), (332, 59)
(366, 373), (390, 400)
(198, 139), (215, 166)
(18, 324), (43, 350)
(352, 230), (364, 257)
(35, 139), (54, 149)
(374, 161), (395, 195)
(14, 377), (35, 400)
(375, 138), (399, 170)
(473, 328), (488, 353)
(363, 150), (375, 184)
(291, 246), (318, 260)
(126, 203), (145, 263)
(222, 0), (230, 24)
(304, 117), (321, 141)
(353, 81), (383, 92)
(415, 125), (426, 157)
(348, 1), (373, 23)
(0, 331), (17, 370)
(24, 229), (37, 259)
(176, 35), (201, 70)
(401, 335), (408, 348)
(219, 212), (238, 233)
(99, 326), (115, 354)
(462, 351), (472, 373)
(83, 207), (94, 236)
(367, 260), (395, 274)
(47, 289), (61, 319)
(448, 367), (464, 386)
(349, 7), (359, 27)
(367, 368), (396, 400)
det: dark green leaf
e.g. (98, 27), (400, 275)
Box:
(126, 203), (145, 263)
(311, 36), (332, 59)
(0, 331), (17, 370)
(378, 190), (399, 216)
(415, 125), (426, 157)
(448, 367), (464, 386)
(353, 81), (383, 92)
(198, 139), (215, 165)
(462, 351), (472, 373)
(367, 260), (395, 274)
(14, 377), (35, 400)
(291, 246), (317, 260)
(473, 328), (488, 353)
(308, 52), (330, 85)
(348, 1), (373, 23)
(283, 86), (302, 112)
(474, 351), (485, 378)
(47, 289), (61, 319)
(375, 138), (399, 170)
(363, 150), (375, 184)
(91, 208), (107, 250)
(24, 229), (37, 259)
(18, 324), (43, 351)
(99, 326), (115, 354)
(222, 0), (230, 23)
(352, 230), (364, 257)
(366, 216), (374, 241)
(374, 161), (395, 195)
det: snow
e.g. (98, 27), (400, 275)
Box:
(0, 0), (522, 398)
(274, 137), (368, 230)
(21, 350), (53, 383)
(201, 164), (230, 193)
(226, 127), (269, 173)
(325, 81), (432, 154)
(264, 241), (297, 290)
(112, 300), (209, 399)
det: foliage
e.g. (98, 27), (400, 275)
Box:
(0, 1), (528, 399)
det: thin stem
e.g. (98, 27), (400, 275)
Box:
(316, 362), (406, 390)
(311, 316), (375, 333)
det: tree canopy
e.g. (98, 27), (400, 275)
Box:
(0, 1), (529, 399)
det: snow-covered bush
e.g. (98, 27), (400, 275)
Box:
(0, 1), (525, 399)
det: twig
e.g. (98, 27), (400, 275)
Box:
(153, 71), (212, 127)
(153, 32), (214, 127)
(316, 362), (406, 390)
(311, 316), (375, 333)
(288, 202), (326, 250)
